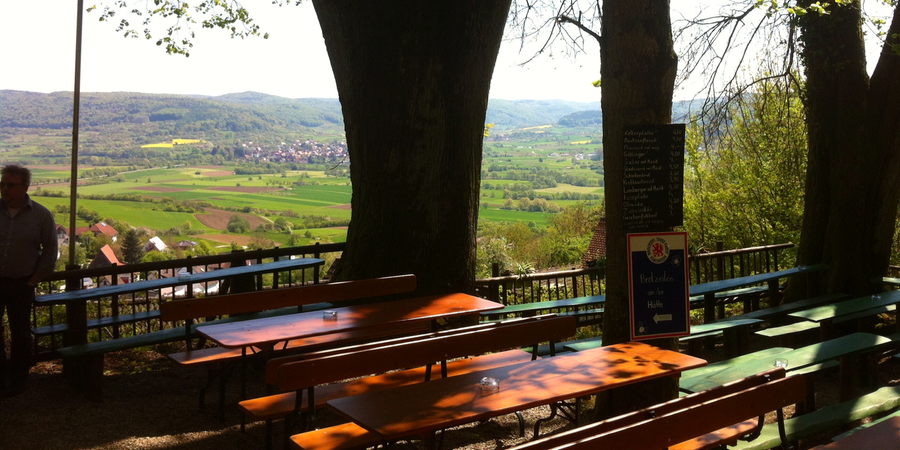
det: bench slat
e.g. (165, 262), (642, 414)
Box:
(241, 349), (534, 421)
(160, 274), (416, 321)
(289, 422), (378, 450)
(512, 368), (790, 450)
(730, 385), (900, 450)
(277, 315), (576, 392)
(528, 375), (805, 450)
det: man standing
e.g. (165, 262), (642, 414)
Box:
(0, 164), (57, 396)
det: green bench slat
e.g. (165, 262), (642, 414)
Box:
(563, 336), (603, 352)
(480, 295), (606, 318)
(755, 321), (820, 338)
(721, 292), (849, 322)
(787, 360), (839, 377)
(679, 330), (722, 342)
(522, 341), (572, 357)
(690, 318), (763, 334)
(33, 310), (163, 336)
(830, 408), (900, 441)
(680, 347), (793, 383)
(57, 327), (189, 358)
(681, 333), (890, 393)
(731, 385), (900, 450)
(54, 305), (312, 358)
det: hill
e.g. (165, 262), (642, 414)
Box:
(0, 90), (602, 132)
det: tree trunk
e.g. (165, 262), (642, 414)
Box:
(599, 0), (679, 416)
(312, 0), (512, 296)
(789, 2), (900, 299)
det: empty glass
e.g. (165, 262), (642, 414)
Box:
(480, 377), (500, 393)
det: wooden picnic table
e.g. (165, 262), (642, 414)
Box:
(809, 415), (900, 449)
(197, 292), (502, 400)
(196, 292), (502, 350)
(325, 341), (706, 446)
(689, 264), (829, 322)
(787, 289), (900, 339)
(680, 332), (891, 401)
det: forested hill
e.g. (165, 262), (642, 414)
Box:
(0, 90), (696, 132)
(0, 90), (345, 131)
(1, 90), (603, 131)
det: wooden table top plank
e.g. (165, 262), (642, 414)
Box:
(688, 264), (828, 297)
(37, 257), (324, 304)
(787, 290), (900, 323)
(809, 416), (900, 449)
(327, 342), (706, 439)
(196, 293), (502, 349)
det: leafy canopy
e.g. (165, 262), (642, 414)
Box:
(91, 1), (303, 56)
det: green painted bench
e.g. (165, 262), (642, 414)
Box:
(788, 290), (900, 340)
(560, 318), (762, 358)
(480, 294), (605, 326)
(690, 264), (830, 322)
(723, 292), (848, 324)
(681, 318), (763, 357)
(681, 332), (891, 402)
(829, 408), (900, 441)
(730, 385), (900, 450)
(755, 321), (822, 347)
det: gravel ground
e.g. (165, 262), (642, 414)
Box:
(2, 341), (900, 450)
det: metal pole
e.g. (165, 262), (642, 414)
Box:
(68, 0), (84, 267)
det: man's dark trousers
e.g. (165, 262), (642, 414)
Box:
(0, 276), (35, 386)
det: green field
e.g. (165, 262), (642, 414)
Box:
(22, 123), (602, 248)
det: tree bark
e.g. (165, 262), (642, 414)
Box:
(312, 0), (512, 296)
(599, 0), (679, 416)
(789, 2), (900, 299)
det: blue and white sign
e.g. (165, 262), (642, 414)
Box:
(628, 232), (690, 341)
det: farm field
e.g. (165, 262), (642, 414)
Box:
(21, 123), (602, 248)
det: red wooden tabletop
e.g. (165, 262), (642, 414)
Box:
(809, 416), (900, 449)
(327, 341), (707, 439)
(196, 292), (502, 348)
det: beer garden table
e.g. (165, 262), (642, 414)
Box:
(196, 293), (504, 398)
(326, 341), (706, 449)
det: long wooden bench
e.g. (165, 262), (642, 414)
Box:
(507, 367), (802, 450)
(248, 314), (577, 450)
(159, 274), (421, 415)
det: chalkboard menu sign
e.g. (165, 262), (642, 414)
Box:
(623, 124), (686, 232)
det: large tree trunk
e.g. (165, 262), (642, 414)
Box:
(312, 0), (512, 296)
(599, 0), (679, 416)
(790, 2), (900, 299)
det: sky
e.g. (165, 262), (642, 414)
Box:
(0, 1), (609, 102)
(0, 1), (721, 103)
(3, 2), (888, 103)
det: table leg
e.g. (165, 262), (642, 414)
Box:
(240, 346), (247, 400)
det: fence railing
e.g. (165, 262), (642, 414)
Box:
(474, 266), (604, 306)
(689, 243), (795, 285)
(31, 242), (345, 360)
(29, 240), (794, 359)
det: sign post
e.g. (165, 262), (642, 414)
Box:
(627, 231), (690, 341)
